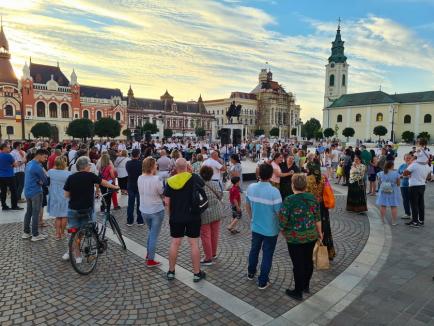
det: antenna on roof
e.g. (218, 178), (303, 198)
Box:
(337, 17), (341, 30)
(265, 61), (270, 72)
(379, 85), (382, 91)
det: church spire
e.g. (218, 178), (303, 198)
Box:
(328, 19), (347, 64)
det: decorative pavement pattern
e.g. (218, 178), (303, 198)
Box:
(0, 189), (370, 325)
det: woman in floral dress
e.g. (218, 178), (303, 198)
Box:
(346, 155), (368, 212)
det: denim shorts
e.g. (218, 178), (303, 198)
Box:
(67, 208), (93, 228)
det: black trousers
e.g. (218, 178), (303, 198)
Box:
(409, 185), (425, 223)
(0, 176), (18, 208)
(287, 241), (316, 295)
(15, 172), (25, 200)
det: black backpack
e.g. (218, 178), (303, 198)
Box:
(190, 175), (209, 215)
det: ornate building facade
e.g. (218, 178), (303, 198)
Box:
(127, 87), (215, 138)
(204, 69), (301, 138)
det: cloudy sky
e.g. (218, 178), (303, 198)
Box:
(2, 0), (434, 120)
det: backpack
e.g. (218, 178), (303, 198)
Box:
(190, 175), (209, 215)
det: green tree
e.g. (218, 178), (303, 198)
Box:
(122, 128), (132, 139)
(195, 127), (206, 138)
(373, 125), (388, 140)
(31, 122), (52, 139)
(141, 122), (159, 135)
(342, 127), (355, 141)
(302, 118), (321, 139)
(94, 117), (121, 138)
(417, 131), (431, 141)
(291, 128), (297, 136)
(269, 127), (279, 137)
(323, 128), (335, 138)
(164, 128), (173, 138)
(315, 129), (323, 140)
(401, 131), (415, 143)
(66, 119), (94, 140)
(254, 129), (265, 137)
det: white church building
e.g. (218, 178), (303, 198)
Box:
(322, 24), (434, 142)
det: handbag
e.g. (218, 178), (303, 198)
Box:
(313, 240), (330, 270)
(323, 177), (335, 209)
(380, 181), (393, 193)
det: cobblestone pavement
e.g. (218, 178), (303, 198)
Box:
(330, 182), (434, 326)
(0, 186), (369, 325)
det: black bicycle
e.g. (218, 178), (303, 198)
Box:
(68, 190), (127, 275)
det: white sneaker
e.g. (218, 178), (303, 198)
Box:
(75, 257), (83, 264)
(21, 232), (32, 239)
(31, 234), (47, 242)
(62, 252), (70, 261)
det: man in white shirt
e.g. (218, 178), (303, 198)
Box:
(11, 142), (26, 202)
(404, 157), (431, 227)
(117, 141), (126, 151)
(132, 140), (140, 150)
(68, 143), (78, 163)
(331, 145), (341, 175)
(203, 150), (226, 187)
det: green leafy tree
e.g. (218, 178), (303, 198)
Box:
(254, 129), (265, 137)
(31, 122), (52, 139)
(195, 127), (206, 138)
(373, 125), (388, 140)
(66, 119), (94, 140)
(342, 127), (355, 141)
(417, 131), (431, 141)
(141, 122), (159, 135)
(302, 118), (321, 139)
(269, 127), (279, 137)
(401, 131), (415, 143)
(291, 128), (297, 136)
(122, 128), (132, 139)
(94, 117), (121, 138)
(315, 129), (323, 140)
(164, 128), (173, 138)
(323, 128), (335, 138)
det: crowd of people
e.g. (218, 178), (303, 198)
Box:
(0, 135), (431, 300)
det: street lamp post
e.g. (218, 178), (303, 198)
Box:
(390, 105), (397, 143)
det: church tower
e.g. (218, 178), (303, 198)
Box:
(324, 21), (348, 109)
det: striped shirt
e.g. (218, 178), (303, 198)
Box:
(246, 182), (282, 236)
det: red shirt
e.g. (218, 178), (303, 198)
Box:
(47, 153), (59, 170)
(229, 185), (241, 205)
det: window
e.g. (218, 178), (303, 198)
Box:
(49, 103), (57, 118)
(115, 112), (121, 121)
(356, 114), (361, 122)
(74, 113), (78, 119)
(6, 126), (13, 135)
(4, 105), (13, 116)
(83, 110), (89, 119)
(329, 74), (335, 86)
(36, 102), (45, 117)
(404, 115), (411, 124)
(376, 113), (383, 122)
(342, 74), (346, 86)
(96, 111), (102, 120)
(424, 114), (432, 123)
(61, 104), (69, 118)
(337, 114), (342, 123)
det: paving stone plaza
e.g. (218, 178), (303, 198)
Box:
(1, 181), (434, 325)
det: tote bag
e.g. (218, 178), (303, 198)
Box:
(313, 240), (330, 270)
(323, 177), (335, 209)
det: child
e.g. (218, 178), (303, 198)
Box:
(227, 176), (241, 234)
(367, 156), (380, 196)
(335, 159), (344, 184)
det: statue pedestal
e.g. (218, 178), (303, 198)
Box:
(220, 124), (243, 145)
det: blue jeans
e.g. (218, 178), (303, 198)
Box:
(248, 232), (278, 286)
(400, 187), (411, 216)
(127, 189), (143, 224)
(67, 208), (93, 228)
(24, 193), (43, 236)
(143, 210), (164, 260)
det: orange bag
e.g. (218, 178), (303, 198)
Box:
(323, 177), (335, 209)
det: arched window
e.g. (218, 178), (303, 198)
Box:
(83, 110), (89, 119)
(6, 126), (13, 135)
(376, 113), (383, 122)
(49, 103), (58, 118)
(342, 74), (346, 86)
(329, 74), (335, 86)
(424, 114), (432, 123)
(356, 114), (361, 122)
(404, 115), (411, 124)
(4, 105), (13, 116)
(96, 111), (102, 120)
(61, 103), (69, 118)
(36, 102), (45, 117)
(337, 114), (342, 123)
(115, 112), (121, 121)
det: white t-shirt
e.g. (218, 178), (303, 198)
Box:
(407, 162), (431, 187)
(118, 143), (126, 151)
(331, 149), (340, 163)
(132, 142), (140, 150)
(137, 175), (164, 214)
(114, 156), (130, 178)
(68, 149), (77, 163)
(203, 158), (223, 180)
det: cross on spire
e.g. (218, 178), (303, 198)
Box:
(337, 17), (341, 30)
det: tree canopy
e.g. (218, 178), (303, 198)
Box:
(269, 127), (279, 137)
(141, 122), (159, 135)
(195, 127), (206, 138)
(94, 117), (121, 138)
(323, 128), (335, 138)
(342, 127), (355, 140)
(66, 119), (94, 140)
(254, 129), (265, 137)
(373, 125), (388, 139)
(417, 131), (431, 141)
(30, 122), (52, 139)
(301, 118), (321, 139)
(122, 128), (132, 139)
(401, 131), (415, 143)
(164, 129), (173, 138)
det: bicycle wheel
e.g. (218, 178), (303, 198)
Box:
(69, 225), (99, 275)
(109, 215), (127, 250)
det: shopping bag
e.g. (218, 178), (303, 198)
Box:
(313, 240), (330, 270)
(323, 177), (335, 209)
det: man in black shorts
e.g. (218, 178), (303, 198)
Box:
(164, 158), (206, 283)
